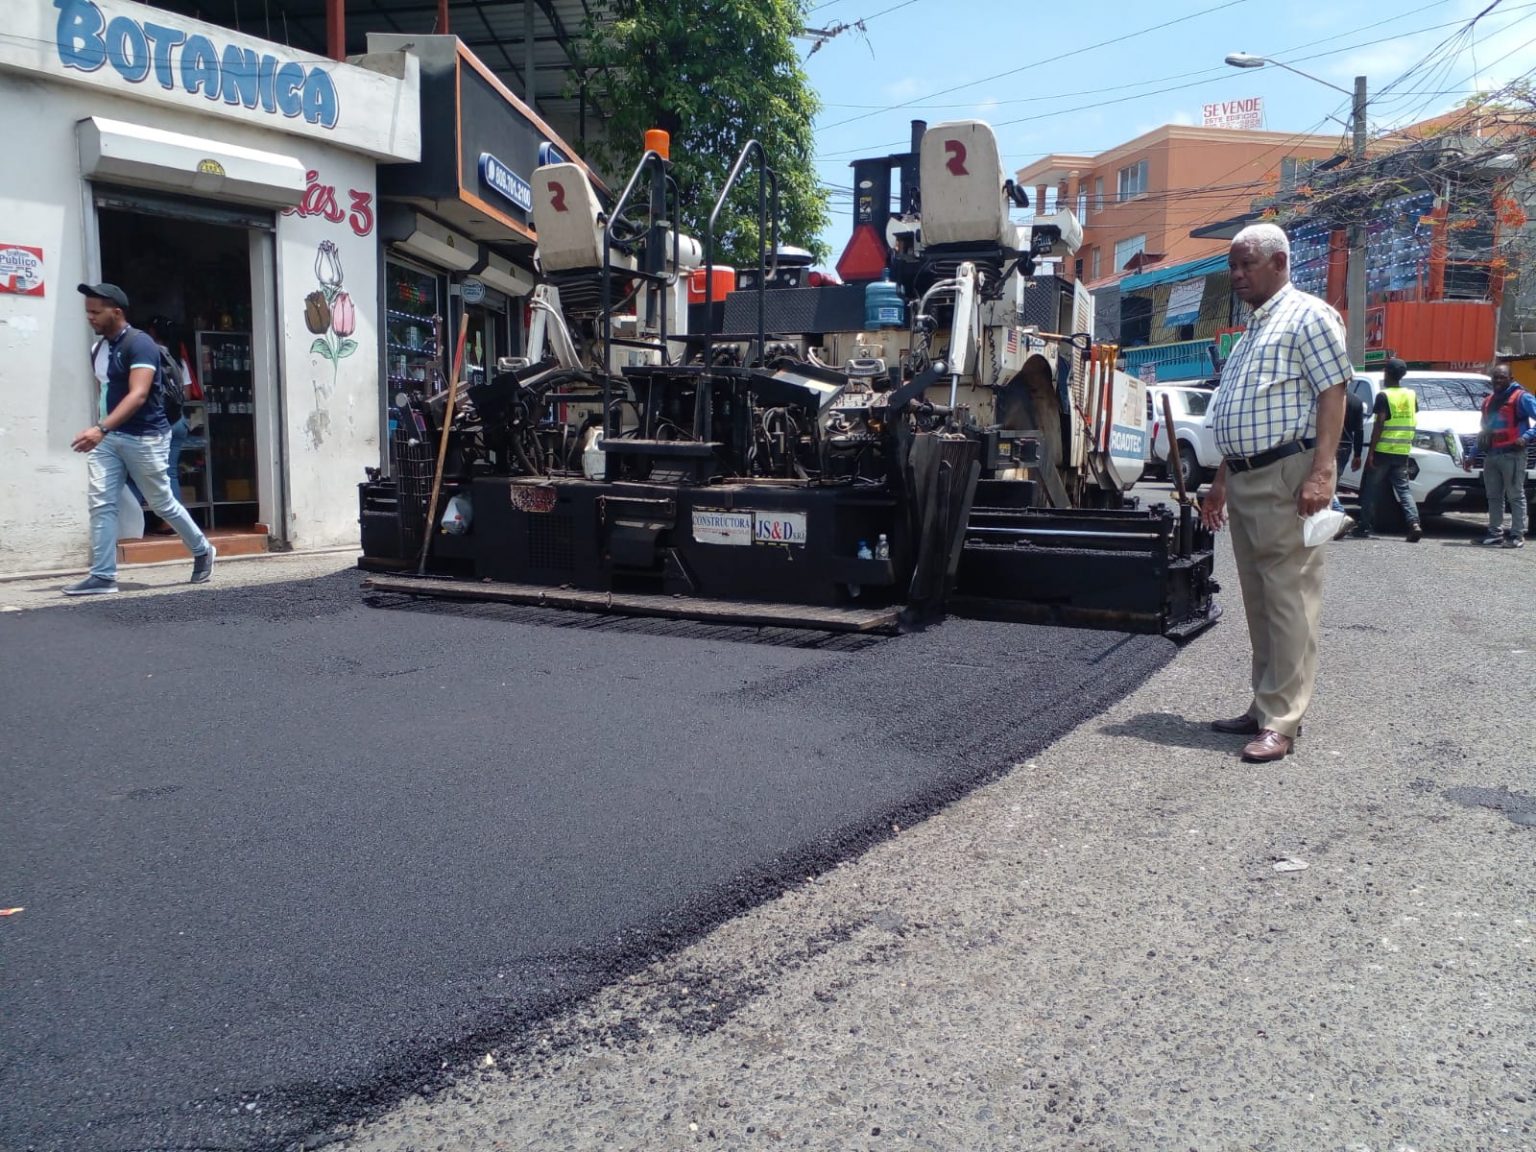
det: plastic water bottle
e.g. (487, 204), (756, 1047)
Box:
(875, 534), (890, 560)
(857, 540), (874, 560)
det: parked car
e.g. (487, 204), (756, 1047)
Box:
(1145, 384), (1221, 488)
(1337, 370), (1536, 525)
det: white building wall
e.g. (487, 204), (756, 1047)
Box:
(0, 61), (399, 572)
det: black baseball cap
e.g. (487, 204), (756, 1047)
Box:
(77, 282), (130, 309)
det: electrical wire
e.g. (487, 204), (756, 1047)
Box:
(817, 0), (1254, 131)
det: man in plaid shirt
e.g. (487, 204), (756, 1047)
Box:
(1201, 223), (1351, 763)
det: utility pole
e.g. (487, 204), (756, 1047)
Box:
(1345, 75), (1368, 367)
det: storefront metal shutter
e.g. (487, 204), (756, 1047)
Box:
(92, 186), (276, 232)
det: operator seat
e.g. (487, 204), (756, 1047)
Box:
(914, 120), (1034, 296)
(531, 162), (637, 316)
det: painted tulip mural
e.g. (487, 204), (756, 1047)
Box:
(308, 239), (358, 376)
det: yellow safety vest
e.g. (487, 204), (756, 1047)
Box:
(1376, 386), (1417, 456)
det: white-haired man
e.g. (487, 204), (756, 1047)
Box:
(1201, 223), (1351, 762)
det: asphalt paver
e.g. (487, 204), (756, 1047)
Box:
(0, 568), (1173, 1151)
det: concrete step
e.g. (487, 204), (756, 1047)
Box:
(118, 526), (268, 566)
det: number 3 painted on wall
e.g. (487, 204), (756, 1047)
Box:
(548, 181), (568, 212)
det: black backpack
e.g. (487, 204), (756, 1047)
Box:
(155, 345), (187, 424)
(92, 333), (186, 424)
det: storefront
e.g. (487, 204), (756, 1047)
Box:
(371, 34), (598, 459)
(0, 0), (419, 575)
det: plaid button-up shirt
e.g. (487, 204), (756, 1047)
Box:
(1210, 282), (1353, 460)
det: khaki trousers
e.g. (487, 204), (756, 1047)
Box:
(1226, 450), (1325, 739)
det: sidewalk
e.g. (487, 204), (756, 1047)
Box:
(0, 548), (360, 611)
(337, 513), (1536, 1152)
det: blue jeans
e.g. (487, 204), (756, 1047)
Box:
(1359, 455), (1418, 532)
(88, 430), (209, 580)
(126, 416), (187, 506)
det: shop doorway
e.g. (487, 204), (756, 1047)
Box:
(95, 195), (277, 536)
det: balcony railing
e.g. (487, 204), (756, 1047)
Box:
(1122, 339), (1217, 383)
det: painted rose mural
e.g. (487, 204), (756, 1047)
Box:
(306, 239), (358, 377)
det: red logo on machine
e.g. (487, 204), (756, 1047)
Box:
(944, 140), (968, 176)
(283, 171), (375, 237)
(548, 181), (569, 213)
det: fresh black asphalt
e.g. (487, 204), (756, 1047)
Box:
(0, 571), (1174, 1151)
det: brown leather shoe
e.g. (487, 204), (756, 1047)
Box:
(1211, 714), (1261, 735)
(1242, 730), (1293, 762)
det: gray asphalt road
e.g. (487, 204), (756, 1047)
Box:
(0, 567), (1173, 1152)
(336, 505), (1536, 1152)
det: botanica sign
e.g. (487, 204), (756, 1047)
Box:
(53, 0), (340, 128)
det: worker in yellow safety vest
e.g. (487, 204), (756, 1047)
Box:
(1352, 357), (1423, 542)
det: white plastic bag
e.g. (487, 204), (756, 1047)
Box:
(1300, 507), (1347, 547)
(440, 494), (473, 535)
(116, 485), (145, 541)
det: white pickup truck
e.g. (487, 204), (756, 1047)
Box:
(1145, 384), (1222, 488)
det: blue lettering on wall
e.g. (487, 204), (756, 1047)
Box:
(274, 60), (305, 118)
(104, 15), (149, 82)
(301, 69), (338, 126)
(218, 43), (259, 107)
(54, 0), (106, 71)
(142, 23), (185, 90)
(53, 0), (340, 129)
(181, 33), (219, 98)
(478, 152), (533, 213)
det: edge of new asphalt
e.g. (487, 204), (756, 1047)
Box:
(1, 541), (1176, 1151)
(331, 493), (1536, 1152)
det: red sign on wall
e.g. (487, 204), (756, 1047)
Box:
(0, 244), (45, 296)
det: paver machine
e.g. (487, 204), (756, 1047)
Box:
(359, 120), (1218, 638)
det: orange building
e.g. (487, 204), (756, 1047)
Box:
(1015, 125), (1344, 284)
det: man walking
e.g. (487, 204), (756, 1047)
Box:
(66, 283), (215, 595)
(1353, 358), (1423, 542)
(1468, 360), (1536, 549)
(1201, 224), (1351, 763)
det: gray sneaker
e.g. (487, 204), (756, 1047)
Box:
(190, 543), (217, 584)
(63, 575), (118, 596)
(1505, 535), (1526, 550)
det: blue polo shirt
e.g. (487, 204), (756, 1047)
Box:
(103, 327), (169, 436)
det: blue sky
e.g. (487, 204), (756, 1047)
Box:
(798, 0), (1536, 253)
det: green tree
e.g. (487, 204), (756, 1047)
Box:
(577, 0), (830, 268)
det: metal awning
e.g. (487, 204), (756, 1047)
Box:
(143, 0), (609, 151)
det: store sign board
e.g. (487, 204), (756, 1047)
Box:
(1201, 96), (1263, 130)
(693, 508), (753, 546)
(0, 244), (45, 296)
(1165, 278), (1206, 325)
(0, 0), (419, 160)
(478, 152), (533, 213)
(460, 278), (486, 305)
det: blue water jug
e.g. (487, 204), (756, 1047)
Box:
(864, 275), (906, 330)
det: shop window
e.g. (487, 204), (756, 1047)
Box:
(1281, 157), (1318, 192)
(1114, 234), (1147, 271)
(1117, 159), (1149, 201)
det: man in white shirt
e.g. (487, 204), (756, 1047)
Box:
(1200, 224), (1351, 762)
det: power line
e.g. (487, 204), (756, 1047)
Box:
(816, 0), (1253, 131)
(816, 0), (1465, 112)
(812, 5), (1527, 162)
